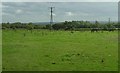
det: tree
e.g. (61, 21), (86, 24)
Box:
(27, 22), (34, 33)
(95, 21), (100, 28)
(46, 24), (51, 30)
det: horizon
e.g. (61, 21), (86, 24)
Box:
(1, 20), (118, 24)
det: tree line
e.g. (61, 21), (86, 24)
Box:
(2, 21), (120, 31)
(51, 21), (119, 31)
(2, 22), (46, 30)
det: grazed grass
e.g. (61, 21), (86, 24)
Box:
(2, 29), (118, 71)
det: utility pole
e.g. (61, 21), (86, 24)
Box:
(49, 7), (55, 30)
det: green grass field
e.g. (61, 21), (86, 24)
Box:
(0, 30), (2, 72)
(2, 29), (118, 71)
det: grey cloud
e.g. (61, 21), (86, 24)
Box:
(2, 2), (118, 23)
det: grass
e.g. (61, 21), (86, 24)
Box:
(0, 29), (2, 72)
(2, 29), (118, 71)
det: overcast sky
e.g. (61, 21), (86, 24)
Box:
(1, 0), (119, 2)
(2, 2), (118, 23)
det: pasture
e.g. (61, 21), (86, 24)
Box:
(2, 29), (118, 71)
(0, 30), (2, 72)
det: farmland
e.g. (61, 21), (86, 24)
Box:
(2, 29), (118, 71)
(0, 30), (2, 72)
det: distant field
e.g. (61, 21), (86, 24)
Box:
(2, 29), (118, 71)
